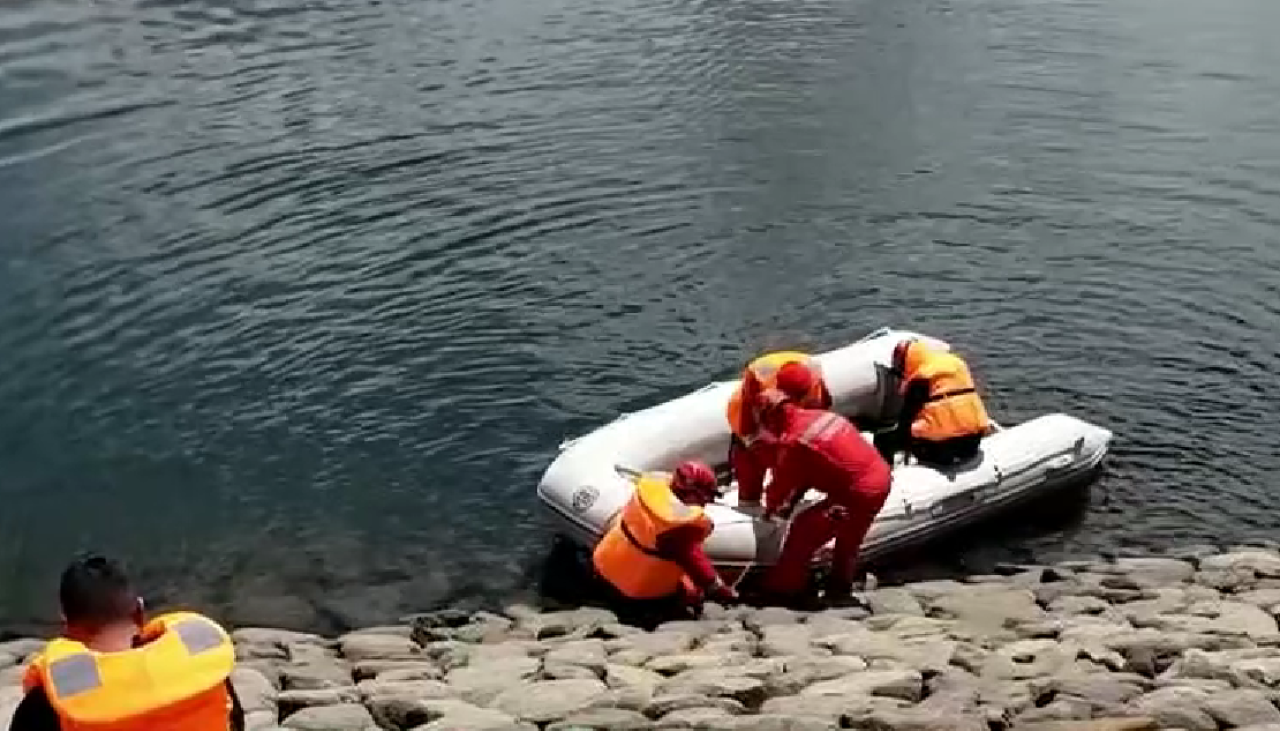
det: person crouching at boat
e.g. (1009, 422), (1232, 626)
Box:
(874, 338), (991, 467)
(592, 461), (739, 625)
(757, 362), (892, 604)
(726, 351), (833, 510)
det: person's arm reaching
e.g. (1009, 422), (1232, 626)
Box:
(656, 525), (737, 602)
(763, 447), (804, 520)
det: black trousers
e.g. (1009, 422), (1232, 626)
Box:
(875, 431), (982, 467)
(591, 569), (698, 630)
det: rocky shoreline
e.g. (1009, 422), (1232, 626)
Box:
(11, 548), (1280, 729)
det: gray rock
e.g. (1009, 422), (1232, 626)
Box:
(654, 707), (735, 729)
(412, 699), (531, 731)
(609, 632), (700, 665)
(361, 680), (458, 730)
(1049, 596), (1115, 616)
(518, 608), (618, 640)
(903, 579), (968, 601)
(1201, 551), (1280, 577)
(445, 656), (541, 705)
(864, 588), (925, 616)
(645, 694), (747, 718)
(698, 632), (758, 656)
(339, 633), (422, 662)
(234, 628), (329, 657)
(1052, 674), (1147, 705)
(800, 669), (924, 702)
(1204, 689), (1280, 727)
(1013, 696), (1097, 723)
(544, 639), (608, 674)
(491, 679), (611, 724)
(1114, 557), (1197, 585)
(657, 672), (766, 708)
(607, 663), (665, 701)
(280, 703), (377, 731)
(280, 660), (354, 691)
(928, 586), (1046, 630)
(1013, 720), (1158, 731)
(743, 607), (801, 632)
(803, 614), (863, 637)
(450, 614), (516, 645)
(277, 686), (361, 715)
(244, 709), (279, 731)
(1128, 686), (1217, 731)
(355, 662), (441, 683)
(760, 694), (907, 722)
(980, 639), (1074, 680)
(345, 624), (415, 637)
(647, 652), (754, 677)
(232, 667), (278, 714)
(1231, 657), (1280, 688)
(2, 686), (24, 731)
(816, 631), (955, 674)
(761, 655), (868, 697)
(683, 715), (834, 731)
(542, 662), (601, 680)
(758, 625), (816, 658)
(0, 639), (45, 661)
(470, 641), (544, 663)
(546, 707), (654, 730)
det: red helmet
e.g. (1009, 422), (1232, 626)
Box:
(774, 360), (817, 401)
(671, 461), (719, 503)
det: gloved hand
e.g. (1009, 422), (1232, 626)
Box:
(706, 579), (739, 604)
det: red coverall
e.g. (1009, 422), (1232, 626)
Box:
(761, 405), (893, 597)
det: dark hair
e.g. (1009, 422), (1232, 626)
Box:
(59, 554), (138, 626)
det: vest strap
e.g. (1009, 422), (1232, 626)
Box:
(620, 520), (676, 561)
(926, 386), (975, 403)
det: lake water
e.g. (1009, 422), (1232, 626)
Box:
(3, 0), (1280, 634)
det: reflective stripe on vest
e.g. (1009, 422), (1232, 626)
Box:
(47, 654), (101, 699)
(796, 411), (845, 447)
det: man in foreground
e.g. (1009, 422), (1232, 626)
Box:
(593, 461), (738, 625)
(757, 362), (893, 605)
(9, 554), (243, 731)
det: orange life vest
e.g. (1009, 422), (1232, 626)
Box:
(593, 473), (714, 600)
(900, 342), (990, 441)
(726, 351), (828, 446)
(23, 612), (235, 731)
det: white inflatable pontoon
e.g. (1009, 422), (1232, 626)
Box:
(537, 327), (1113, 580)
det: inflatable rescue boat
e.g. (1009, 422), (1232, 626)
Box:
(536, 327), (1113, 581)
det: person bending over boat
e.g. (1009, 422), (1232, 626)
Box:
(726, 351), (832, 510)
(874, 338), (992, 467)
(592, 461), (738, 625)
(757, 362), (892, 604)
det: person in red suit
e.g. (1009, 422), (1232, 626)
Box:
(756, 361), (893, 604)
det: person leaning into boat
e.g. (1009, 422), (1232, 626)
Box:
(726, 351), (832, 509)
(756, 362), (893, 604)
(873, 338), (992, 467)
(592, 461), (738, 622)
(9, 554), (244, 731)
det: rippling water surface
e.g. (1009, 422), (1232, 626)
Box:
(3, 0), (1280, 633)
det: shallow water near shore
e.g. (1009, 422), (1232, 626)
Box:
(4, 0), (1280, 633)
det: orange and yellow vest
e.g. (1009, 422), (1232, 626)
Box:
(726, 351), (827, 447)
(900, 342), (990, 441)
(23, 612), (235, 731)
(593, 473), (714, 600)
